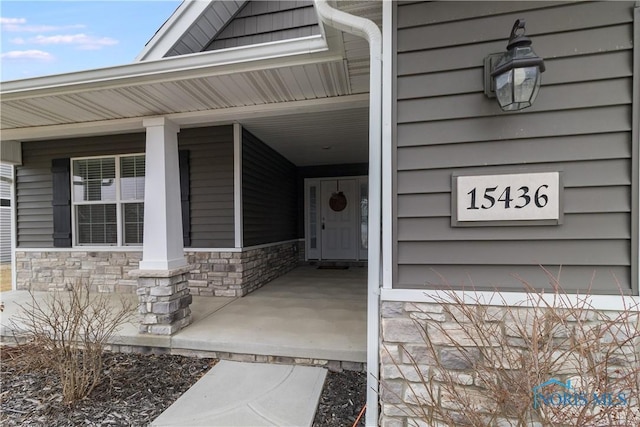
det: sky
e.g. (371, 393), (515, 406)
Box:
(0, 0), (182, 82)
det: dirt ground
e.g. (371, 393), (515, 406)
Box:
(0, 263), (11, 292)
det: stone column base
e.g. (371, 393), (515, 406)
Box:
(130, 266), (193, 335)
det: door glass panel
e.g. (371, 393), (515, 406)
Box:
(360, 182), (368, 250)
(309, 186), (317, 249)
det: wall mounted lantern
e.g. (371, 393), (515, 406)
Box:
(484, 19), (545, 112)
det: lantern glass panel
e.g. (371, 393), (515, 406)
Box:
(495, 70), (514, 108)
(513, 66), (538, 104)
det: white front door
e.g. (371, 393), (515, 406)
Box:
(321, 179), (357, 260)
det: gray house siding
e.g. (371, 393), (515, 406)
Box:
(242, 129), (297, 246)
(0, 163), (11, 262)
(16, 134), (146, 248)
(179, 126), (235, 248)
(394, 1), (636, 293)
(204, 0), (319, 51)
(15, 126), (235, 249)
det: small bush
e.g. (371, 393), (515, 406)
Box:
(382, 275), (640, 426)
(11, 282), (134, 403)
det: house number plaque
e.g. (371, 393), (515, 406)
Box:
(452, 172), (562, 226)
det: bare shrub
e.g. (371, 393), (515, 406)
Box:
(1, 339), (53, 374)
(10, 282), (134, 403)
(382, 274), (640, 426)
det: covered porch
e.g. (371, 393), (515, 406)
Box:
(0, 265), (367, 365)
(1, 1), (382, 421)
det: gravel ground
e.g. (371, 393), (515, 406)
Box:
(0, 345), (366, 426)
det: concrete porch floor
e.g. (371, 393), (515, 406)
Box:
(0, 265), (367, 363)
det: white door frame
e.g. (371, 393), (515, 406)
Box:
(304, 175), (368, 261)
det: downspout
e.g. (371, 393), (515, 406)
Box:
(313, 2), (382, 426)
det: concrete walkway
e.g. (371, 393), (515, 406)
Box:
(151, 360), (327, 427)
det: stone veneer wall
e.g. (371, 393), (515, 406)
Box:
(15, 250), (141, 293)
(15, 240), (299, 296)
(379, 300), (640, 427)
(186, 240), (299, 297)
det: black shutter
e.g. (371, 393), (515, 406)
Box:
(52, 158), (72, 247)
(179, 150), (191, 247)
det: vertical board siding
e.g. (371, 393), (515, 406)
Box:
(242, 129), (297, 246)
(204, 0), (319, 51)
(394, 1), (636, 293)
(179, 126), (235, 248)
(15, 127), (235, 249)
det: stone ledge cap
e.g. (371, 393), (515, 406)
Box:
(129, 265), (192, 278)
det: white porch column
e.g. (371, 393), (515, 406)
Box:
(140, 117), (186, 270)
(134, 117), (192, 335)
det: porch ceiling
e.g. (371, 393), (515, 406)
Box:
(1, 59), (352, 130)
(0, 1), (380, 167)
(241, 107), (368, 166)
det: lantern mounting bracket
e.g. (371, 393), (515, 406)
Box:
(483, 53), (503, 99)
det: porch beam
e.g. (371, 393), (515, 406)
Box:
(0, 140), (22, 165)
(139, 117), (187, 271)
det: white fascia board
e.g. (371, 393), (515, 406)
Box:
(135, 1), (212, 62)
(1, 35), (332, 100)
(1, 94), (369, 142)
(381, 288), (640, 312)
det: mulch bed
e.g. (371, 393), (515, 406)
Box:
(1, 345), (367, 426)
(313, 370), (367, 427)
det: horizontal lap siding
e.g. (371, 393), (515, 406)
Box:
(205, 1), (319, 51)
(0, 164), (10, 262)
(16, 127), (235, 249)
(242, 130), (297, 246)
(394, 1), (636, 293)
(178, 126), (234, 248)
(0, 208), (9, 262)
(16, 134), (145, 248)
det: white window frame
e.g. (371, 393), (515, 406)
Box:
(70, 153), (145, 247)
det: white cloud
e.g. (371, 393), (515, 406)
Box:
(10, 37), (26, 45)
(0, 17), (26, 25)
(1, 17), (85, 33)
(1, 50), (54, 61)
(31, 33), (118, 50)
